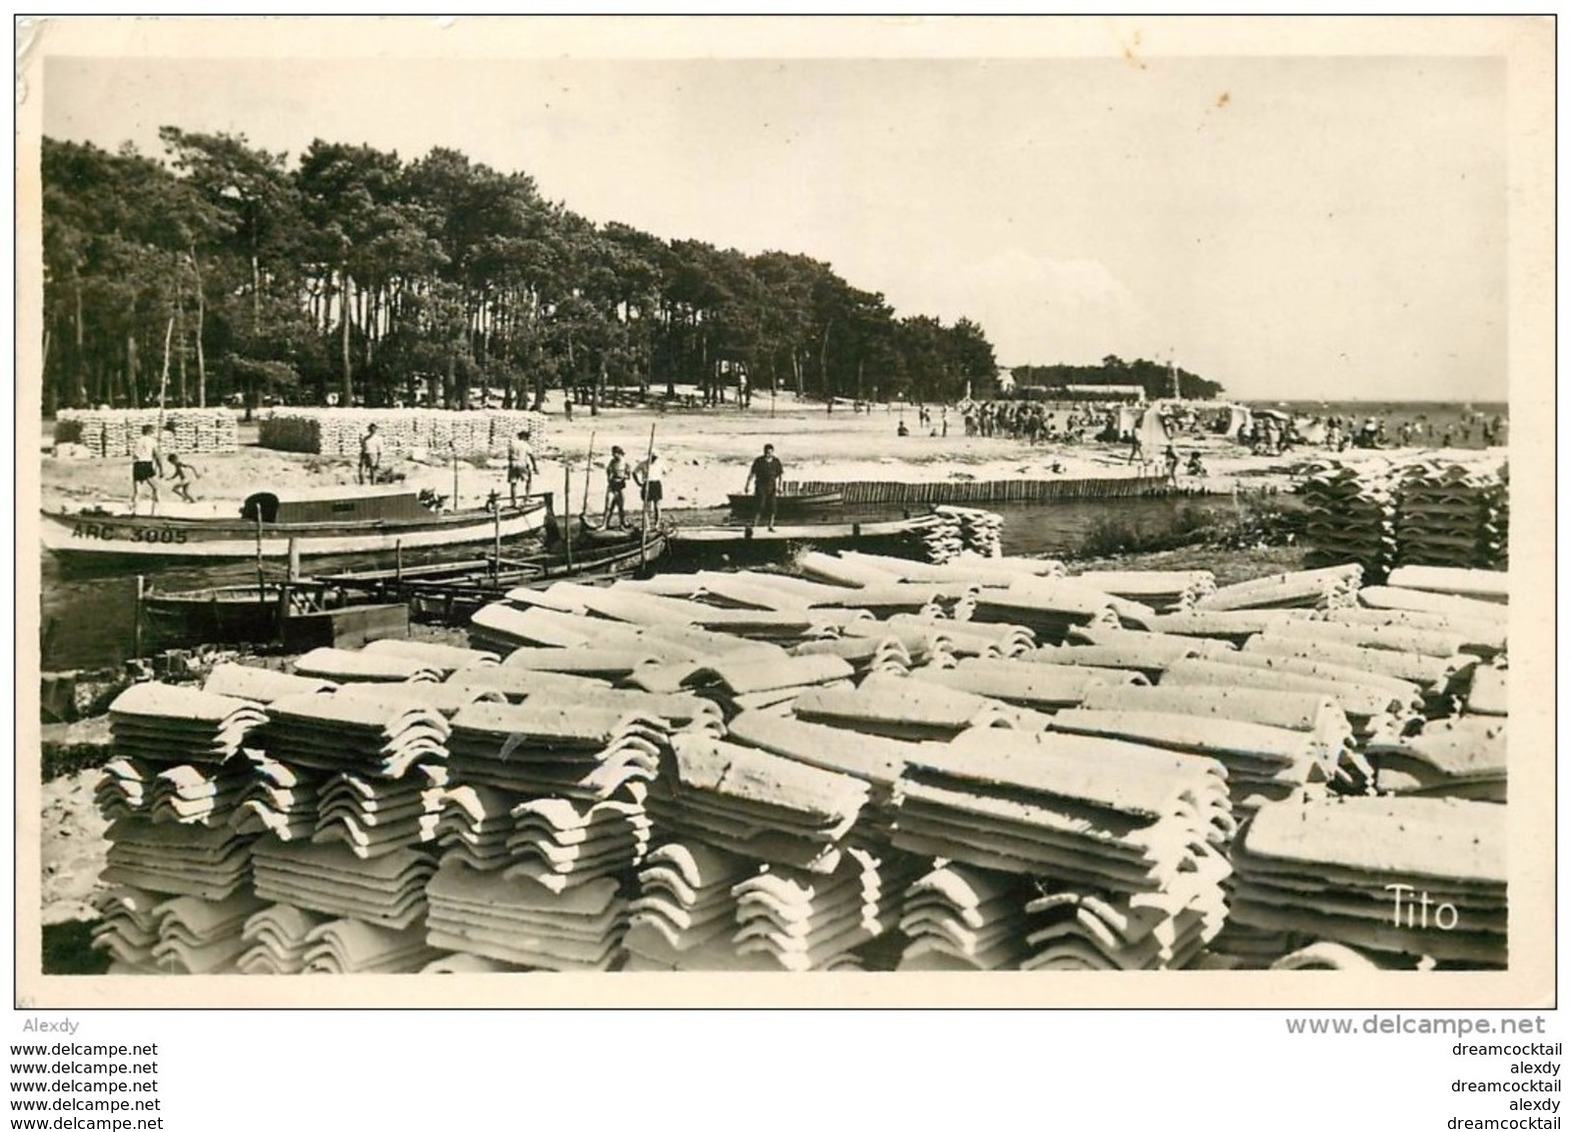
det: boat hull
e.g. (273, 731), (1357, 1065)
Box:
(726, 490), (844, 518)
(41, 498), (551, 569)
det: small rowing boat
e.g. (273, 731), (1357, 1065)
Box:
(726, 487), (844, 519)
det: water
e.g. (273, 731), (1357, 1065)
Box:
(37, 493), (1240, 671)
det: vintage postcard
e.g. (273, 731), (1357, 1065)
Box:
(14, 15), (1554, 1008)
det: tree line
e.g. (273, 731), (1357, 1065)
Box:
(40, 131), (999, 417)
(1010, 356), (1225, 401)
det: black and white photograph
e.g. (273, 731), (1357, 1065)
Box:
(15, 16), (1554, 1012)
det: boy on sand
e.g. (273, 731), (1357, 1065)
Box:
(130, 424), (163, 515)
(165, 452), (201, 503)
(744, 443), (784, 531)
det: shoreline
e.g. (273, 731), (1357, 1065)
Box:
(39, 404), (1507, 520)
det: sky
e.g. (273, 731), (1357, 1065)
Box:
(39, 39), (1511, 402)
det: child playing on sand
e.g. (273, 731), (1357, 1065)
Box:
(165, 452), (200, 503)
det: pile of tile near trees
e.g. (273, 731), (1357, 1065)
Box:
(1300, 458), (1509, 577)
(89, 553), (1509, 974)
(54, 409), (240, 457)
(257, 409), (547, 459)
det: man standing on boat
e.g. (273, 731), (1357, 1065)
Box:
(358, 423), (384, 485)
(130, 424), (163, 515)
(745, 442), (784, 531)
(507, 428), (538, 506)
(634, 449), (667, 526)
(603, 445), (631, 529)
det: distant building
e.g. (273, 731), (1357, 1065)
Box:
(996, 368), (1017, 395)
(1062, 383), (1147, 403)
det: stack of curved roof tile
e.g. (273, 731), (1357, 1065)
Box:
(969, 578), (1130, 644)
(888, 614), (1034, 659)
(679, 654), (855, 718)
(292, 647), (442, 684)
(237, 904), (327, 974)
(1230, 796), (1506, 966)
(1367, 717), (1506, 802)
(148, 892), (267, 974)
(425, 861), (626, 970)
(725, 709), (911, 840)
(1046, 709), (1329, 817)
(231, 757), (322, 841)
(436, 784), (520, 871)
(335, 681), (507, 719)
(624, 841), (755, 970)
(791, 633), (914, 678)
(890, 729), (1234, 899)
(1194, 565), (1363, 613)
(1078, 685), (1357, 789)
(936, 506), (1004, 559)
(446, 703), (667, 802)
(910, 656), (1143, 712)
(265, 692), (451, 779)
(202, 664), (335, 703)
(896, 863), (1031, 971)
(1393, 463), (1499, 570)
(102, 819), (254, 902)
(794, 672), (1048, 741)
(730, 846), (913, 971)
(1300, 463), (1396, 577)
(1482, 465), (1509, 569)
(443, 663), (615, 704)
(1071, 569), (1217, 613)
(839, 618), (960, 666)
(504, 797), (650, 893)
(1159, 656), (1414, 743)
(89, 887), (163, 972)
(301, 919), (440, 973)
(251, 840), (434, 930)
(646, 734), (869, 876)
(107, 682), (267, 765)
(1020, 886), (1218, 970)
(313, 767), (445, 858)
(96, 754), (253, 827)
(359, 638), (499, 673)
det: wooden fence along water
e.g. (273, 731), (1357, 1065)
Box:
(786, 475), (1173, 506)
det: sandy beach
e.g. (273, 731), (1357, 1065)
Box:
(37, 403), (1507, 518)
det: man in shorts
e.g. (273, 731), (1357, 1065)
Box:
(131, 424), (163, 515)
(634, 449), (667, 526)
(507, 428), (538, 506)
(744, 442), (784, 531)
(603, 446), (630, 529)
(358, 423), (384, 484)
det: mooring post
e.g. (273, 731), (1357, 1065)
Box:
(132, 575), (145, 660)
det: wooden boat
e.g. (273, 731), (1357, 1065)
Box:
(138, 579), (410, 650)
(317, 525), (672, 625)
(726, 488), (844, 519)
(41, 486), (553, 570)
